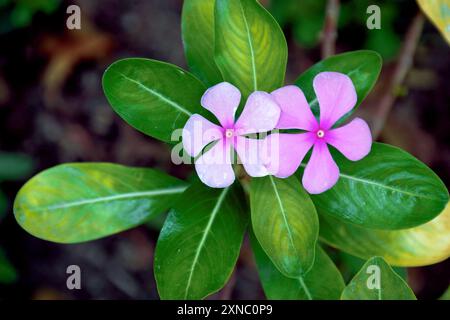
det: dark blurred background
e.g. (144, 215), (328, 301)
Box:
(0, 0), (448, 299)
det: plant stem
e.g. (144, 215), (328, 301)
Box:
(372, 12), (425, 139)
(321, 0), (340, 58)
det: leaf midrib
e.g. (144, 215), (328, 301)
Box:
(297, 276), (313, 300)
(269, 176), (297, 258)
(118, 72), (193, 116)
(238, 0), (257, 91)
(184, 187), (229, 299)
(24, 186), (188, 212)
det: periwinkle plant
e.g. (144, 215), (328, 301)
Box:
(13, 0), (449, 300)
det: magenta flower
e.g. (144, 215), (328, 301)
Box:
(262, 72), (372, 194)
(183, 82), (280, 188)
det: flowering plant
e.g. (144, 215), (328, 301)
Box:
(13, 0), (449, 300)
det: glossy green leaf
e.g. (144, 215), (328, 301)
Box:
(250, 176), (318, 278)
(14, 163), (187, 243)
(307, 143), (449, 229)
(341, 257), (416, 300)
(251, 234), (344, 300)
(103, 58), (208, 143)
(154, 182), (247, 299)
(0, 152), (33, 181)
(319, 202), (450, 267)
(295, 50), (382, 122)
(214, 0), (287, 98)
(182, 0), (222, 86)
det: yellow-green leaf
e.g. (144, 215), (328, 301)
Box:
(417, 0), (450, 45)
(14, 163), (187, 243)
(250, 176), (318, 278)
(319, 202), (450, 267)
(214, 0), (287, 98)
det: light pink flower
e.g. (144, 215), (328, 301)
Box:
(262, 72), (372, 194)
(183, 82), (280, 188)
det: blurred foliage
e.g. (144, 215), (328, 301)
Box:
(270, 0), (325, 48)
(269, 0), (402, 59)
(0, 152), (34, 183)
(0, 152), (34, 284)
(0, 248), (17, 284)
(0, 0), (61, 34)
(0, 191), (6, 220)
(440, 286), (450, 300)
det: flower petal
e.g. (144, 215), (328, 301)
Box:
(195, 139), (235, 188)
(182, 114), (223, 157)
(234, 92), (280, 135)
(201, 82), (241, 127)
(261, 133), (314, 178)
(235, 136), (269, 177)
(313, 72), (357, 130)
(271, 85), (318, 131)
(326, 117), (372, 161)
(302, 141), (339, 194)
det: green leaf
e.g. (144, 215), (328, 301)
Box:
(319, 202), (450, 267)
(103, 58), (208, 143)
(439, 286), (450, 300)
(14, 163), (187, 243)
(307, 143), (449, 229)
(0, 152), (33, 181)
(0, 248), (17, 284)
(154, 181), (248, 300)
(251, 234), (344, 300)
(295, 50), (382, 123)
(182, 0), (222, 86)
(341, 257), (416, 300)
(250, 176), (318, 278)
(214, 0), (287, 98)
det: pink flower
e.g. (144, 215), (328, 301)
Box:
(262, 72), (372, 194)
(183, 82), (280, 188)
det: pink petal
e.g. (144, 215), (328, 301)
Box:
(234, 92), (280, 135)
(182, 114), (223, 157)
(302, 141), (339, 194)
(261, 133), (314, 178)
(195, 139), (235, 188)
(313, 72), (357, 130)
(271, 85), (318, 131)
(235, 136), (269, 177)
(326, 118), (372, 161)
(201, 82), (241, 127)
